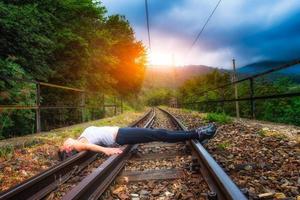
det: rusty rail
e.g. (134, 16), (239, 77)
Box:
(0, 109), (154, 200)
(158, 107), (247, 200)
(62, 107), (245, 200)
(62, 109), (156, 200)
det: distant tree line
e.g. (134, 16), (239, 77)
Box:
(178, 70), (300, 126)
(0, 0), (146, 138)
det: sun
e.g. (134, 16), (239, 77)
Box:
(148, 51), (183, 66)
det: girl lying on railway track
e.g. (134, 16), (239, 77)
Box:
(59, 124), (217, 160)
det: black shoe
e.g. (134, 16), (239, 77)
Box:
(195, 123), (217, 143)
(58, 150), (78, 161)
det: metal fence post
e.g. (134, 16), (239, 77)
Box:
(221, 88), (225, 113)
(81, 92), (85, 122)
(102, 94), (105, 117)
(205, 92), (209, 112)
(249, 78), (255, 119)
(36, 83), (41, 133)
(121, 98), (123, 113)
(232, 59), (240, 118)
(114, 97), (117, 116)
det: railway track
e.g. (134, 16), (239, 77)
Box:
(0, 108), (247, 200)
(62, 108), (246, 200)
(0, 109), (155, 200)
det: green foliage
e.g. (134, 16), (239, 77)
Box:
(217, 140), (231, 150)
(144, 88), (173, 106)
(179, 70), (300, 126)
(0, 0), (146, 138)
(257, 130), (266, 137)
(205, 113), (232, 124)
(179, 70), (232, 109)
(0, 145), (14, 159)
(0, 59), (35, 138)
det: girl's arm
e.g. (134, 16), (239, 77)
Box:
(63, 138), (123, 156)
(83, 143), (123, 156)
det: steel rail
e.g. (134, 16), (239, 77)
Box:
(0, 151), (97, 200)
(62, 109), (156, 200)
(158, 107), (247, 200)
(0, 109), (154, 200)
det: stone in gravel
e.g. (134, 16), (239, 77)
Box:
(228, 164), (235, 169)
(152, 189), (161, 196)
(258, 192), (274, 198)
(118, 193), (129, 199)
(274, 193), (286, 198)
(113, 186), (126, 194)
(244, 165), (253, 171)
(290, 187), (299, 195)
(139, 190), (150, 196)
(147, 181), (155, 189)
(132, 198), (140, 200)
(183, 192), (194, 199)
(165, 191), (173, 197)
(130, 193), (139, 197)
(131, 185), (138, 189)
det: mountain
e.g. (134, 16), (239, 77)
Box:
(143, 65), (220, 88)
(238, 60), (300, 75)
(237, 60), (300, 83)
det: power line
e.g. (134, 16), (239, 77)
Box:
(145, 0), (151, 50)
(187, 0), (222, 56)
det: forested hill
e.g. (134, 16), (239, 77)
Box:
(237, 60), (300, 82)
(144, 60), (300, 90)
(143, 65), (222, 88)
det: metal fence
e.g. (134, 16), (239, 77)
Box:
(0, 75), (122, 133)
(181, 60), (300, 119)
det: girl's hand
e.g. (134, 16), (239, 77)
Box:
(103, 147), (123, 156)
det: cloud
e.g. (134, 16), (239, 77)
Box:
(101, 0), (300, 68)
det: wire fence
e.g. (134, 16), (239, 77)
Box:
(0, 75), (122, 136)
(181, 60), (300, 119)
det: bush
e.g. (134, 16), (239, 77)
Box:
(205, 112), (232, 124)
(144, 88), (173, 106)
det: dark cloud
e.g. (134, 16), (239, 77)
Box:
(101, 0), (300, 67)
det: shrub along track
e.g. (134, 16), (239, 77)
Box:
(0, 109), (154, 200)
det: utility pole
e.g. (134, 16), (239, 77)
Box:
(232, 59), (240, 119)
(172, 54), (178, 108)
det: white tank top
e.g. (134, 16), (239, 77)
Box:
(79, 126), (119, 146)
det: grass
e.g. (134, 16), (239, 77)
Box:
(257, 129), (288, 140)
(217, 140), (231, 150)
(0, 110), (146, 160)
(257, 129), (267, 137)
(0, 145), (14, 159)
(204, 112), (233, 124)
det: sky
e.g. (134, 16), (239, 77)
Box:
(101, 0), (300, 69)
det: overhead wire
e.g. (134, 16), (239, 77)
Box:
(186, 0), (222, 58)
(145, 0), (151, 51)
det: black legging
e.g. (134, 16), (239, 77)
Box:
(116, 127), (198, 145)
